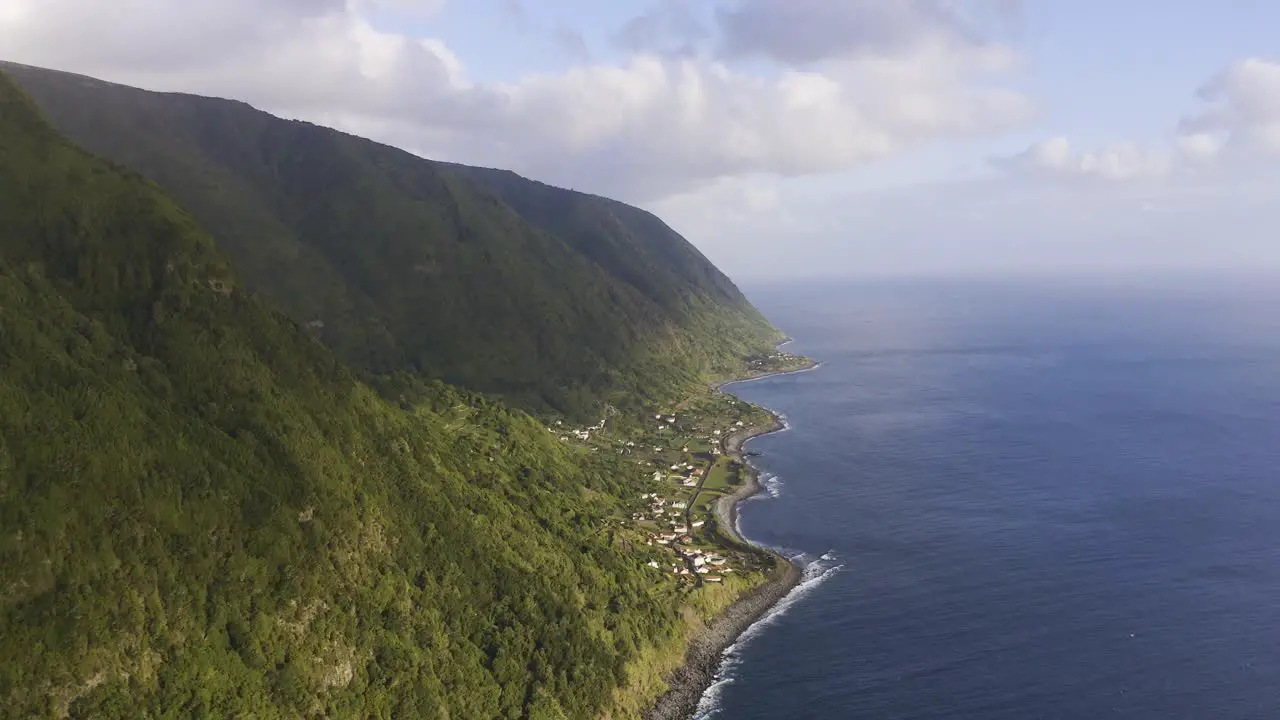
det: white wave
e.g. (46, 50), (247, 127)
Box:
(742, 471), (782, 500)
(692, 557), (843, 719)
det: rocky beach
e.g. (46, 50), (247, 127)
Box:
(643, 361), (816, 719)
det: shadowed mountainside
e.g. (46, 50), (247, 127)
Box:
(2, 60), (780, 419)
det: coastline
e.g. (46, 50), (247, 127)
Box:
(642, 359), (817, 720)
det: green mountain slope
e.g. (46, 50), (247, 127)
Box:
(1, 61), (779, 419)
(0, 70), (685, 719)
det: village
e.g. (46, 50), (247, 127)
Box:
(543, 346), (812, 588)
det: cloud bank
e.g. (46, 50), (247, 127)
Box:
(3, 0), (1278, 277)
(0, 0), (1032, 200)
(1000, 58), (1280, 184)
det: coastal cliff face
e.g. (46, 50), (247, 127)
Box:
(0, 65), (791, 719)
(1, 60), (781, 421)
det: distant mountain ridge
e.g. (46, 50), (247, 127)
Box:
(2, 60), (779, 418)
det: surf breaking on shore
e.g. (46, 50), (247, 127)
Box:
(693, 553), (843, 719)
(695, 387), (841, 719)
(644, 359), (825, 720)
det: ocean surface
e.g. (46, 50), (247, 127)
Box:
(700, 277), (1280, 720)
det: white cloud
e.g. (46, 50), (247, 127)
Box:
(1182, 58), (1280, 156)
(996, 136), (1172, 181)
(1174, 132), (1224, 162)
(615, 0), (709, 56)
(1001, 57), (1280, 185)
(714, 0), (1010, 65)
(23, 0), (1278, 279)
(0, 0), (1032, 201)
(663, 54), (1280, 278)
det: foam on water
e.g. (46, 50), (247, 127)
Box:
(692, 553), (843, 719)
(698, 359), (829, 718)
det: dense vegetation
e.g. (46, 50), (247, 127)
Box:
(0, 71), (703, 719)
(2, 61), (780, 420)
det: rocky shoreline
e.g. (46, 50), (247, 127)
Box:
(641, 555), (800, 720)
(712, 409), (785, 547)
(642, 362), (815, 720)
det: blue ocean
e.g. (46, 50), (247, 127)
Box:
(701, 278), (1280, 720)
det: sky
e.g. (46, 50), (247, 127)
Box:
(3, 0), (1280, 279)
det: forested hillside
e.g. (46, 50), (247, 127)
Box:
(2, 61), (780, 419)
(0, 70), (689, 719)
